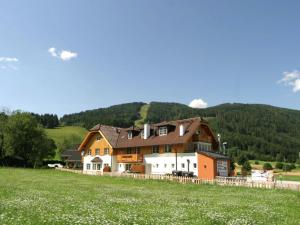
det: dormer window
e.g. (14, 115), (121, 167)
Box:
(128, 131), (133, 139)
(159, 126), (168, 136)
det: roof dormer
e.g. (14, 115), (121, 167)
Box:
(127, 130), (133, 139)
(159, 126), (168, 136)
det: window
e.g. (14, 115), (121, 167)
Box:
(92, 163), (97, 170)
(181, 163), (185, 169)
(95, 149), (100, 155)
(193, 163), (197, 169)
(86, 164), (91, 170)
(125, 164), (131, 171)
(164, 145), (172, 153)
(126, 148), (132, 154)
(164, 164), (167, 168)
(96, 136), (101, 141)
(140, 130), (144, 138)
(135, 148), (140, 154)
(119, 164), (122, 168)
(88, 149), (91, 155)
(172, 164), (175, 169)
(104, 148), (109, 155)
(159, 126), (168, 136)
(156, 164), (159, 168)
(152, 146), (159, 154)
(104, 163), (109, 167)
(128, 131), (133, 139)
(97, 164), (102, 170)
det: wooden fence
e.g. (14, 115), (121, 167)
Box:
(55, 168), (300, 191)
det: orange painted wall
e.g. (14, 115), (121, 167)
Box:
(197, 154), (216, 180)
(83, 133), (113, 156)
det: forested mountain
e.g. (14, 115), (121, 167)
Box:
(60, 102), (300, 162)
(60, 102), (145, 129)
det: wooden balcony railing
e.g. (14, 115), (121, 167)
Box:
(116, 154), (143, 163)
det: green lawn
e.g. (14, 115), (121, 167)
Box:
(276, 175), (300, 182)
(0, 168), (299, 225)
(45, 126), (88, 159)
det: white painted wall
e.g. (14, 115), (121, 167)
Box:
(83, 155), (117, 172)
(144, 153), (198, 176)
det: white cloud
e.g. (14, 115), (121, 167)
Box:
(48, 47), (78, 61)
(293, 79), (300, 92)
(48, 47), (58, 57)
(0, 57), (19, 70)
(0, 57), (18, 62)
(189, 98), (208, 109)
(278, 71), (300, 93)
(60, 50), (77, 61)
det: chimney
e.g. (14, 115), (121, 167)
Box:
(144, 123), (150, 139)
(179, 124), (185, 136)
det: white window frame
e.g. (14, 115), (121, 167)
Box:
(95, 149), (100, 155)
(128, 131), (133, 139)
(88, 149), (91, 155)
(104, 148), (109, 155)
(92, 163), (97, 170)
(159, 126), (168, 136)
(86, 164), (91, 170)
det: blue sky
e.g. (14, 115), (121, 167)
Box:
(0, 0), (299, 116)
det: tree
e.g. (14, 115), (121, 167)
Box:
(241, 161), (252, 176)
(263, 162), (273, 170)
(275, 162), (283, 170)
(0, 113), (8, 160)
(4, 112), (56, 167)
(237, 153), (248, 166)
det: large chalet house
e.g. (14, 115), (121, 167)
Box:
(76, 117), (231, 179)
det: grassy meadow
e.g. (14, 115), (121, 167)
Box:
(45, 126), (88, 159)
(0, 168), (299, 225)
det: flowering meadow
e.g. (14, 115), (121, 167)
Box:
(0, 168), (299, 225)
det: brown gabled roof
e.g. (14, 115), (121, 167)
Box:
(81, 117), (217, 150)
(90, 124), (120, 147)
(198, 151), (230, 160)
(91, 157), (103, 163)
(115, 117), (204, 148)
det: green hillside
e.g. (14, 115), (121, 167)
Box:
(134, 104), (150, 126)
(60, 102), (300, 162)
(45, 126), (88, 159)
(60, 102), (145, 129)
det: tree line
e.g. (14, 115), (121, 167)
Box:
(31, 113), (59, 128)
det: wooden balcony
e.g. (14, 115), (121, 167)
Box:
(116, 154), (143, 163)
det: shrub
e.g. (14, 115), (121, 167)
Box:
(254, 160), (259, 165)
(283, 164), (293, 172)
(241, 161), (252, 176)
(263, 163), (273, 170)
(290, 164), (296, 170)
(275, 162), (283, 170)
